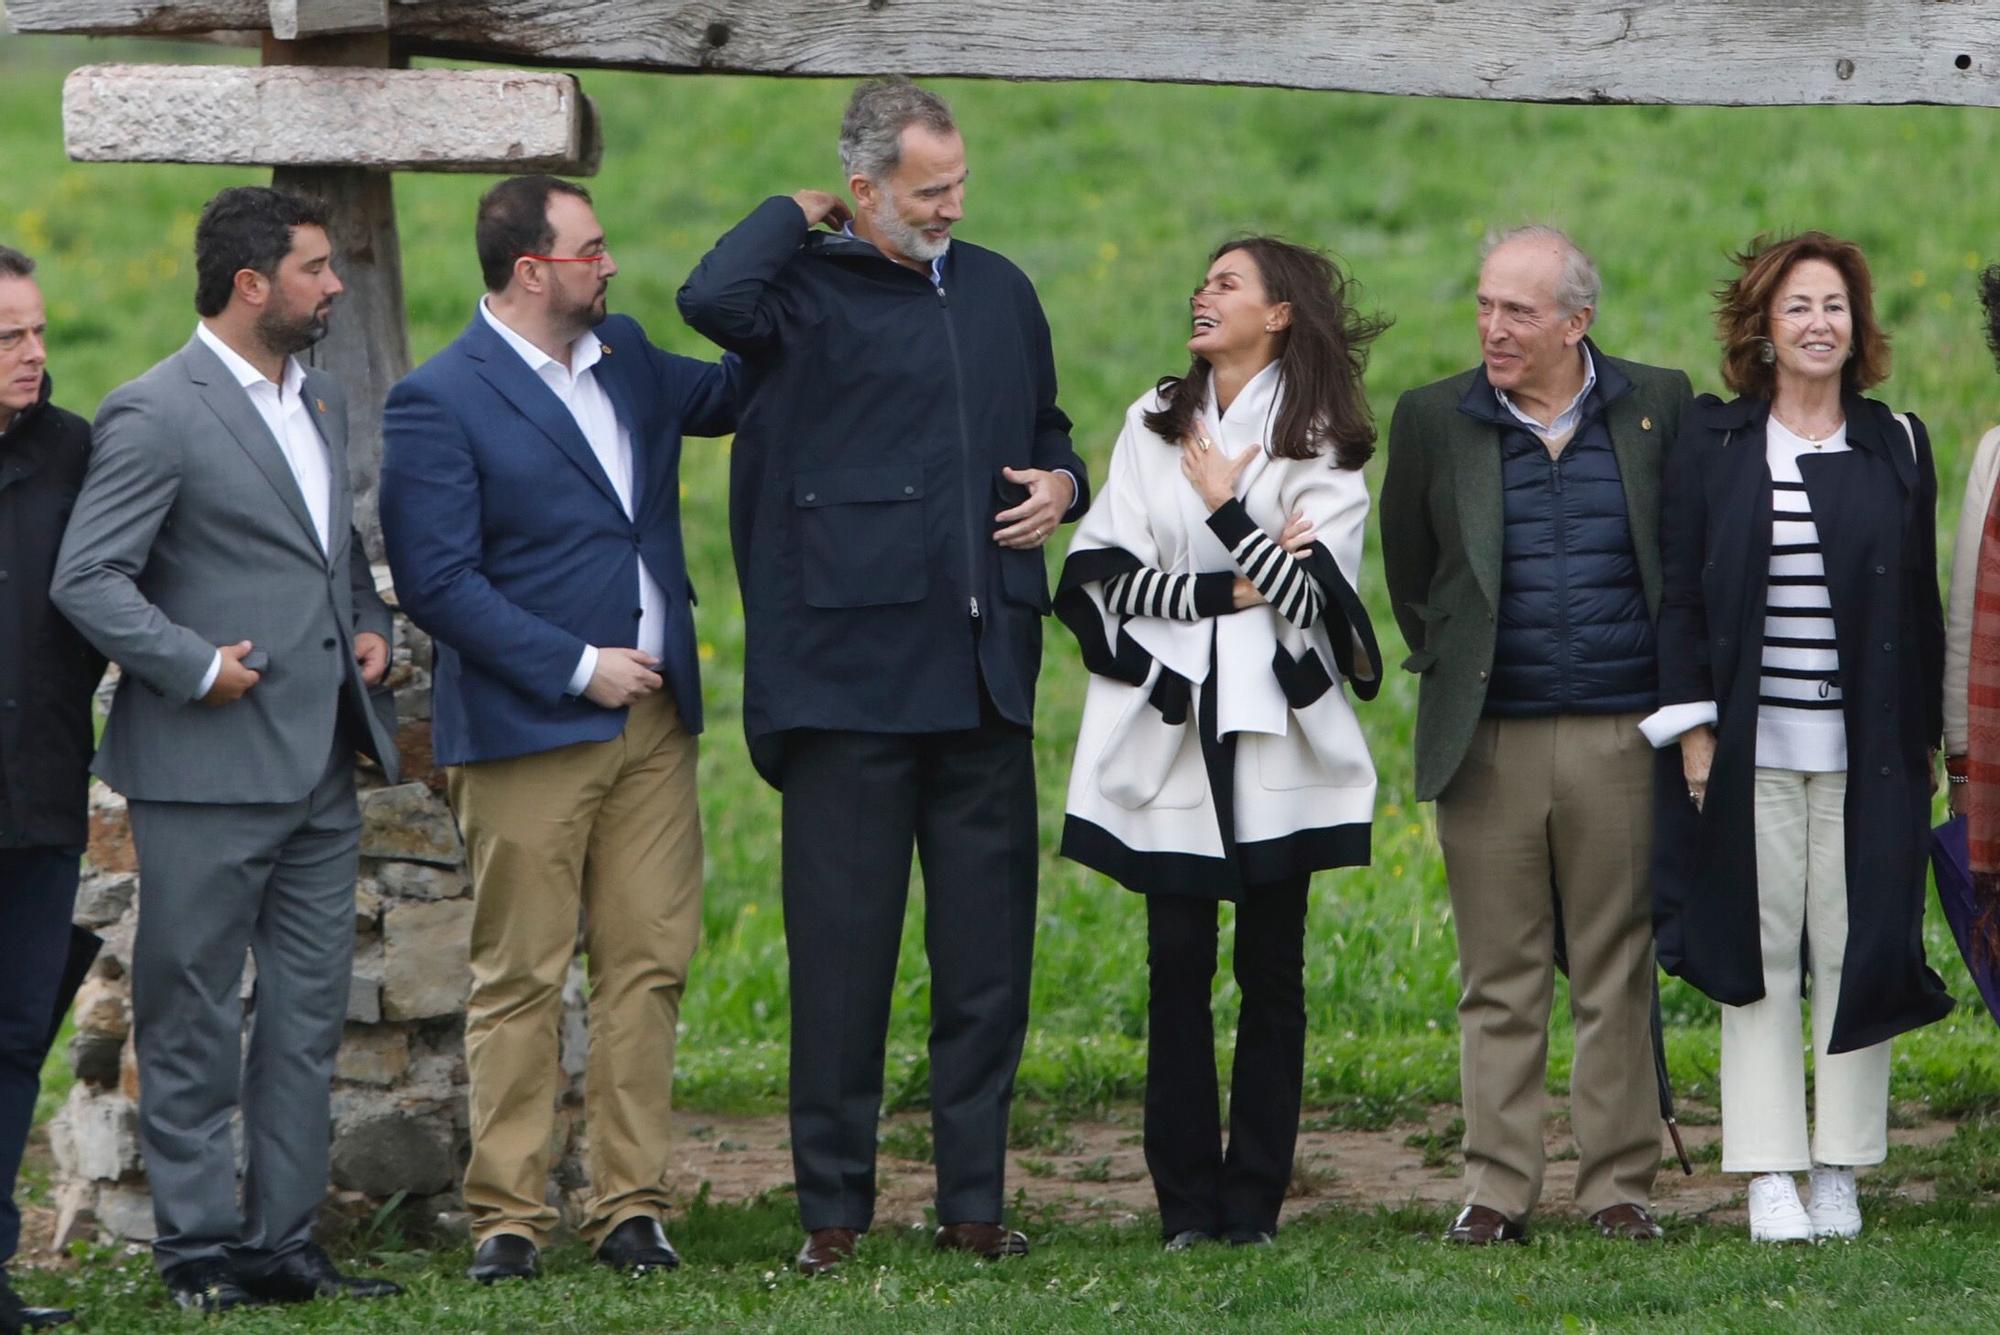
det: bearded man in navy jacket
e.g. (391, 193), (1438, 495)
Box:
(679, 78), (1089, 1274)
(380, 175), (735, 1282)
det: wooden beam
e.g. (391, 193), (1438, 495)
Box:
(61, 63), (600, 173)
(11, 0), (2000, 107)
(268, 0), (387, 41)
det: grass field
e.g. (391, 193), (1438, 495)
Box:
(5, 28), (2000, 1331)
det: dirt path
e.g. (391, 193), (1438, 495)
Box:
(14, 1103), (1960, 1263)
(666, 1101), (1956, 1234)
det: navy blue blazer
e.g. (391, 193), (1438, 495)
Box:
(379, 311), (737, 765)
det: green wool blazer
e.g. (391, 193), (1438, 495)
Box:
(1378, 349), (1694, 801)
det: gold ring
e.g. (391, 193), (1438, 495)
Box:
(1197, 435), (1212, 452)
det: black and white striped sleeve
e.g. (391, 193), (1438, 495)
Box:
(1101, 566), (1237, 621)
(1205, 499), (1323, 629)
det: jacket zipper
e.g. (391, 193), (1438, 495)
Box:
(1549, 446), (1573, 704)
(936, 283), (980, 622)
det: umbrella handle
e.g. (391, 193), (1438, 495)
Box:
(1666, 1118), (1694, 1176)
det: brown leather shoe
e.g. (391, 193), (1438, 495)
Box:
(795, 1228), (859, 1275)
(1443, 1204), (1527, 1245)
(934, 1222), (1030, 1259)
(1590, 1203), (1663, 1241)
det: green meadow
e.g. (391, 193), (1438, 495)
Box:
(5, 30), (2000, 1331)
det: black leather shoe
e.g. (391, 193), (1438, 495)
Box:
(0, 1269), (74, 1332)
(469, 1233), (541, 1284)
(237, 1244), (403, 1303)
(1162, 1229), (1216, 1252)
(162, 1258), (258, 1314)
(595, 1216), (680, 1274)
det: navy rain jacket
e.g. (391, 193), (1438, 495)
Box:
(678, 196), (1089, 787)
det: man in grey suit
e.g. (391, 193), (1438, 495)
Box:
(51, 187), (402, 1312)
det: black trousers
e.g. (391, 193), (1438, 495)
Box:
(0, 846), (81, 1268)
(1144, 875), (1309, 1240)
(781, 714), (1038, 1232)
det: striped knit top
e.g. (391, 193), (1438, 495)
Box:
(1101, 496), (1323, 629)
(1758, 416), (1850, 771)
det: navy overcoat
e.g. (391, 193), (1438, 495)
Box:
(1653, 392), (1952, 1052)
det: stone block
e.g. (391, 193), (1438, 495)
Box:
(359, 783), (463, 866)
(54, 1086), (141, 1181)
(64, 64), (597, 173)
(72, 871), (136, 929)
(68, 1033), (123, 1088)
(354, 880), (382, 929)
(72, 974), (130, 1040)
(348, 936), (384, 1025)
(381, 899), (472, 1020)
(336, 1023), (411, 1086)
(329, 1112), (455, 1197)
(85, 787), (135, 874)
(394, 717), (441, 791)
(94, 1185), (158, 1242)
(371, 859), (467, 901)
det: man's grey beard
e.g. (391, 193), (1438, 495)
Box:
(872, 193), (949, 263)
(257, 302), (329, 358)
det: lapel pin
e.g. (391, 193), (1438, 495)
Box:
(601, 342), (613, 355)
(315, 397), (327, 413)
(1641, 416), (1653, 431)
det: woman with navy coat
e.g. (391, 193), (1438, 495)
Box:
(1641, 231), (1951, 1244)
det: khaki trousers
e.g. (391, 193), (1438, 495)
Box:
(1718, 768), (1891, 1172)
(1434, 712), (1661, 1220)
(448, 691), (702, 1247)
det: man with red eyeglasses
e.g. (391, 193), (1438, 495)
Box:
(380, 175), (737, 1282)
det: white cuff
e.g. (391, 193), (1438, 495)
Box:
(1054, 468), (1080, 518)
(1638, 700), (1718, 748)
(567, 645), (599, 698)
(194, 649), (223, 702)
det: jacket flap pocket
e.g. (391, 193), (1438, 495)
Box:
(795, 466), (924, 508)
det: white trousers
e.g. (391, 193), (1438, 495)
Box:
(1718, 768), (1892, 1172)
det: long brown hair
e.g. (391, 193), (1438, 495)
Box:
(1144, 237), (1387, 468)
(1715, 230), (1890, 398)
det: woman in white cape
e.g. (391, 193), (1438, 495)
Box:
(1055, 237), (1384, 1249)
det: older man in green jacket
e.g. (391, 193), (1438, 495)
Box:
(1380, 226), (1692, 1246)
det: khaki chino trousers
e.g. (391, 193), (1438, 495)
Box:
(1434, 712), (1661, 1220)
(447, 691), (702, 1247)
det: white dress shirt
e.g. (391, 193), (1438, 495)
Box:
(478, 298), (663, 696)
(191, 321), (334, 699)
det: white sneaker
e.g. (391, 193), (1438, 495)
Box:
(1807, 1165), (1863, 1240)
(1746, 1173), (1814, 1243)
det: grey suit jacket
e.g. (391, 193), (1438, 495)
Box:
(51, 332), (398, 804)
(1378, 347), (1692, 802)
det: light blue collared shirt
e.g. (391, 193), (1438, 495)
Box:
(840, 221), (947, 287)
(1495, 348), (1598, 440)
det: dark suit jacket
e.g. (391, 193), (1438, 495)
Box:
(379, 312), (736, 766)
(1379, 344), (1692, 800)
(0, 375), (104, 848)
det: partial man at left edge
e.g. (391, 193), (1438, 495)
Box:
(0, 244), (100, 1334)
